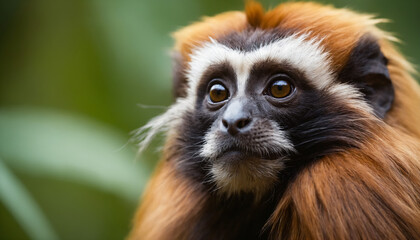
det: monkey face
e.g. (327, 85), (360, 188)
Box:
(197, 63), (296, 196)
(137, 29), (393, 198)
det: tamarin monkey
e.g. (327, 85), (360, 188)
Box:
(129, 1), (420, 239)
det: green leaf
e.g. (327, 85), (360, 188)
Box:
(0, 158), (59, 240)
(0, 108), (149, 202)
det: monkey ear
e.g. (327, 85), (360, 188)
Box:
(338, 35), (394, 119)
(172, 52), (188, 99)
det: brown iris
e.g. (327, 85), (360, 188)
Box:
(270, 80), (292, 98)
(209, 83), (228, 103)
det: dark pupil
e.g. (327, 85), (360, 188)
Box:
(276, 84), (285, 91)
(210, 84), (227, 102)
(214, 88), (223, 96)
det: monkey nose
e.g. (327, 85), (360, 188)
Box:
(220, 99), (254, 136)
(221, 117), (252, 136)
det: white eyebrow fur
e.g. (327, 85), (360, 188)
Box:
(186, 33), (335, 99)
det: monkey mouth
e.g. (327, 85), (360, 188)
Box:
(215, 146), (279, 163)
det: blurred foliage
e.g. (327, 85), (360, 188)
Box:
(0, 0), (418, 239)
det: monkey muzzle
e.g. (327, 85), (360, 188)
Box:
(200, 98), (294, 163)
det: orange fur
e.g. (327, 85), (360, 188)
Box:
(172, 11), (247, 62)
(128, 157), (206, 240)
(130, 2), (420, 239)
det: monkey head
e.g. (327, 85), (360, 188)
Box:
(133, 2), (420, 202)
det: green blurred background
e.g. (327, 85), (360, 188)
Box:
(0, 0), (418, 239)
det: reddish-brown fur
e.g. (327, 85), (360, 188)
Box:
(129, 2), (420, 239)
(268, 122), (420, 239)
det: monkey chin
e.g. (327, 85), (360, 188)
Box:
(209, 150), (285, 200)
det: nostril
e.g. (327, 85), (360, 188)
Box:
(221, 117), (252, 135)
(222, 119), (229, 129)
(236, 118), (251, 129)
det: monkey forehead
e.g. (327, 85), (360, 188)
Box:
(185, 33), (335, 96)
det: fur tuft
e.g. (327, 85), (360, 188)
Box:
(245, 0), (265, 28)
(132, 98), (192, 153)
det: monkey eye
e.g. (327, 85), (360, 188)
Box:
(208, 82), (229, 103)
(266, 74), (294, 99)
